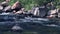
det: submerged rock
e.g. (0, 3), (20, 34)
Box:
(11, 24), (23, 33)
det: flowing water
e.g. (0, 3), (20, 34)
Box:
(0, 14), (60, 34)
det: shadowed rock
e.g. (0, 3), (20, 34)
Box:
(39, 6), (48, 17)
(3, 6), (12, 12)
(15, 8), (25, 14)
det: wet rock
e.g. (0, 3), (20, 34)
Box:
(32, 6), (48, 17)
(47, 9), (58, 18)
(3, 6), (12, 12)
(15, 10), (23, 14)
(15, 8), (25, 14)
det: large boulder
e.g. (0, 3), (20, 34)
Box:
(11, 1), (22, 11)
(32, 6), (48, 17)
